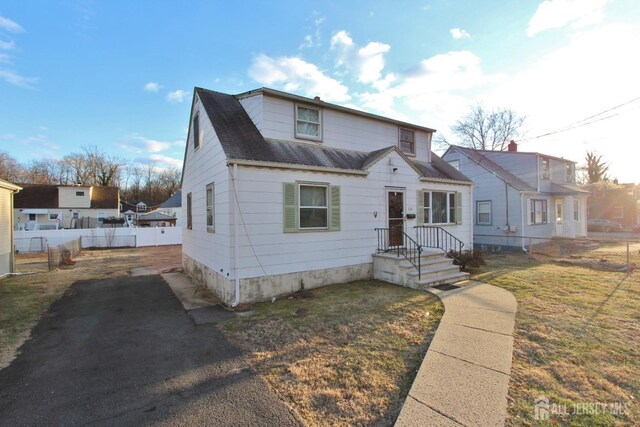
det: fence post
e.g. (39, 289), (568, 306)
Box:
(627, 242), (630, 272)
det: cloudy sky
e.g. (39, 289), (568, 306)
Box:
(1, 0), (639, 181)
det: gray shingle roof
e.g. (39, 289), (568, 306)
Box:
(449, 146), (537, 191)
(159, 190), (181, 208)
(194, 87), (470, 182)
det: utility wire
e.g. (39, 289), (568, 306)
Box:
(516, 95), (640, 143)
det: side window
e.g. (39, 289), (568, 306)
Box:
(193, 114), (200, 150)
(530, 199), (548, 224)
(206, 183), (214, 232)
(477, 201), (492, 225)
(541, 157), (550, 180)
(417, 191), (462, 225)
(186, 192), (193, 229)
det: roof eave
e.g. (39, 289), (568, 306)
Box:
(227, 158), (369, 176)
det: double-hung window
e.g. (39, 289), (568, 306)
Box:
(399, 128), (415, 155)
(419, 191), (462, 225)
(283, 182), (340, 232)
(541, 157), (550, 180)
(193, 114), (200, 150)
(565, 163), (573, 183)
(530, 199), (548, 224)
(206, 183), (214, 232)
(295, 105), (322, 141)
(299, 184), (328, 229)
(477, 201), (492, 225)
(186, 192), (193, 230)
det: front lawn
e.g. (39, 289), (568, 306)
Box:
(472, 253), (639, 426)
(221, 280), (443, 426)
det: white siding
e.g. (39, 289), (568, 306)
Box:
(182, 94), (232, 275)
(232, 150), (471, 279)
(0, 188), (11, 255)
(58, 187), (92, 208)
(238, 94), (264, 133)
(253, 95), (432, 162)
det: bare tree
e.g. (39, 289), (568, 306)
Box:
(0, 151), (25, 182)
(450, 104), (526, 150)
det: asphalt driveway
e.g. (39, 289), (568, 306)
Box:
(0, 275), (300, 426)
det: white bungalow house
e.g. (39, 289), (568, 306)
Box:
(181, 87), (473, 305)
(442, 142), (589, 251)
(1, 179), (21, 278)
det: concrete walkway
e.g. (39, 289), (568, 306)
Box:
(395, 280), (517, 427)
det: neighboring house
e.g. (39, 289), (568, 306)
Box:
(181, 87), (473, 305)
(120, 200), (149, 226)
(586, 181), (639, 228)
(137, 210), (177, 227)
(14, 184), (120, 230)
(1, 179), (22, 278)
(158, 190), (182, 227)
(443, 141), (589, 250)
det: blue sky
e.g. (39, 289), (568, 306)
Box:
(1, 0), (639, 182)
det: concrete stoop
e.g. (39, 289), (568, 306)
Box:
(372, 250), (469, 289)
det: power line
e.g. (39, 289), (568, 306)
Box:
(516, 95), (640, 143)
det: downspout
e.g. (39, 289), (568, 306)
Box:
(9, 187), (19, 274)
(521, 192), (527, 252)
(231, 163), (240, 307)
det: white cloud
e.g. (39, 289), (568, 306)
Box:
(144, 81), (162, 92)
(166, 89), (187, 102)
(124, 134), (181, 153)
(147, 154), (183, 169)
(0, 16), (24, 33)
(450, 28), (471, 39)
(527, 0), (608, 37)
(0, 69), (38, 88)
(248, 53), (350, 102)
(0, 39), (15, 50)
(357, 42), (391, 84)
(0, 52), (10, 63)
(330, 30), (354, 67)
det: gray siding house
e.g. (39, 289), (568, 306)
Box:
(443, 142), (589, 250)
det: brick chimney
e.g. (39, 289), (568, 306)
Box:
(508, 140), (518, 152)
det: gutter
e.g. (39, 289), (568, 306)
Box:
(227, 159), (368, 176)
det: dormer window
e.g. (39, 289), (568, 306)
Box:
(541, 157), (550, 180)
(399, 128), (415, 155)
(295, 104), (322, 141)
(565, 163), (574, 183)
(137, 203), (146, 212)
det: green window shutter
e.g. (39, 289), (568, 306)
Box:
(417, 190), (424, 224)
(329, 185), (341, 231)
(283, 182), (297, 233)
(456, 192), (463, 225)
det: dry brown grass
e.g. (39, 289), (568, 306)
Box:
(221, 281), (443, 426)
(472, 250), (639, 426)
(0, 245), (182, 369)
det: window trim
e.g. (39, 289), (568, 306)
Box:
(193, 113), (200, 150)
(295, 104), (322, 141)
(49, 213), (59, 221)
(298, 183), (329, 230)
(206, 182), (215, 232)
(399, 128), (416, 156)
(476, 201), (492, 225)
(530, 199), (548, 225)
(421, 190), (458, 225)
(186, 192), (193, 230)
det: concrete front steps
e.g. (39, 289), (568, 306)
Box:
(372, 250), (469, 290)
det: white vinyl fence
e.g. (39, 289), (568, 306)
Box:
(14, 227), (181, 252)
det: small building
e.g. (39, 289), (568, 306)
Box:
(0, 179), (22, 278)
(180, 87), (473, 306)
(442, 142), (589, 250)
(119, 200), (149, 226)
(158, 190), (182, 227)
(137, 210), (177, 227)
(14, 184), (120, 230)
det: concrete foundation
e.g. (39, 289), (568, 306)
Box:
(182, 254), (372, 305)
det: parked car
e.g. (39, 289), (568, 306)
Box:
(587, 219), (623, 232)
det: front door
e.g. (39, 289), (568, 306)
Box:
(555, 199), (564, 236)
(387, 190), (405, 247)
